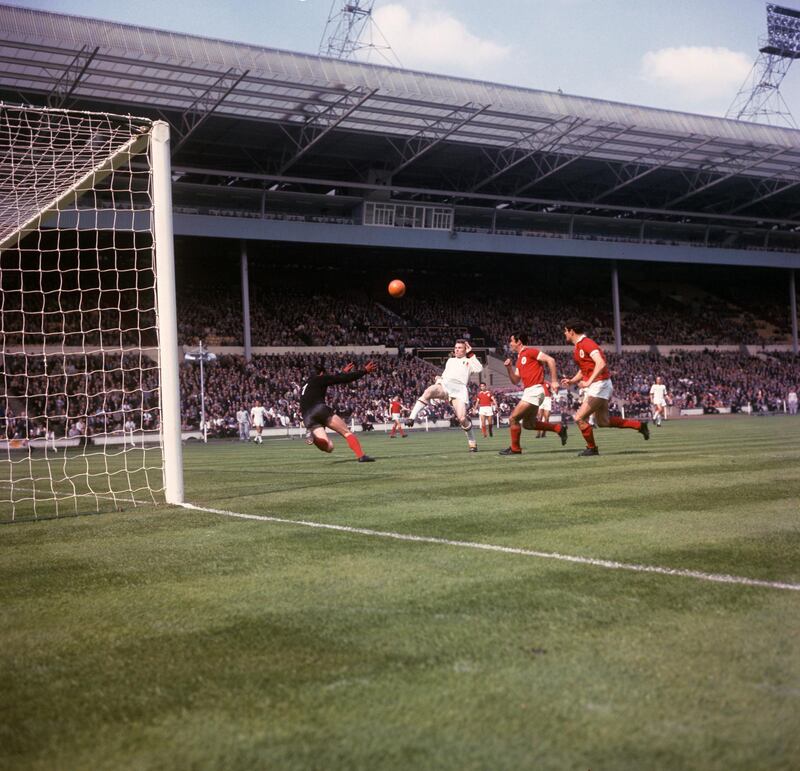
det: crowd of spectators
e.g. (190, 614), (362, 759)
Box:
(178, 350), (799, 434)
(172, 258), (794, 348)
(3, 349), (797, 441)
(1, 351), (160, 441)
(3, 250), (795, 349)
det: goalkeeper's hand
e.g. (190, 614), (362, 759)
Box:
(343, 363), (355, 373)
(364, 361), (377, 373)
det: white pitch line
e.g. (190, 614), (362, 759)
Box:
(179, 502), (800, 593)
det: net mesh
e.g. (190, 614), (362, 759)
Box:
(1, 103), (165, 522)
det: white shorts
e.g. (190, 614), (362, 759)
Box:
(252, 420), (264, 428)
(520, 384), (546, 407)
(539, 396), (552, 412)
(390, 413), (401, 420)
(652, 400), (666, 408)
(441, 379), (469, 404)
(478, 406), (494, 417)
(584, 379), (613, 401)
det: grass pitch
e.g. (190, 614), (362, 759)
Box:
(2, 417), (799, 770)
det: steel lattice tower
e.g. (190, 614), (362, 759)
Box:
(726, 3), (800, 127)
(319, 1), (401, 66)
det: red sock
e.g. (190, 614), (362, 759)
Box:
(608, 417), (641, 430)
(510, 423), (522, 451)
(482, 427), (487, 437)
(578, 421), (597, 449)
(345, 434), (365, 458)
(390, 424), (396, 436)
(534, 421), (557, 433)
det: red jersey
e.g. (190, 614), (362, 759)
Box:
(477, 391), (494, 407)
(573, 336), (610, 381)
(390, 400), (402, 415)
(515, 346), (545, 388)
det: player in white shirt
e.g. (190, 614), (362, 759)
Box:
(236, 407), (251, 442)
(406, 339), (483, 452)
(787, 387), (798, 415)
(649, 377), (670, 427)
(250, 400), (268, 444)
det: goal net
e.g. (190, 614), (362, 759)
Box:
(0, 104), (183, 522)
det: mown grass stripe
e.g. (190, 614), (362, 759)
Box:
(179, 502), (800, 593)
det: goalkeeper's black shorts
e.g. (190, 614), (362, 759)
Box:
(302, 403), (333, 431)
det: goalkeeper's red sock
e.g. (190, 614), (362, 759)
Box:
(345, 433), (365, 458)
(608, 417), (641, 430)
(510, 423), (522, 451)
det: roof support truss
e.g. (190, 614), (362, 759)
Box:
(592, 136), (714, 203)
(469, 115), (585, 192)
(726, 175), (800, 214)
(512, 122), (630, 198)
(385, 102), (489, 177)
(278, 86), (377, 174)
(171, 67), (250, 156)
(664, 146), (788, 208)
(46, 45), (98, 109)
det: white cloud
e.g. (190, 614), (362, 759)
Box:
(640, 46), (751, 106)
(368, 4), (512, 76)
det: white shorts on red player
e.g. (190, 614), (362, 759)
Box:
(539, 396), (552, 412)
(478, 406), (494, 417)
(521, 384), (546, 406)
(584, 379), (613, 400)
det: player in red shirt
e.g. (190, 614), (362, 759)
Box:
(561, 319), (649, 456)
(473, 382), (497, 437)
(498, 333), (568, 455)
(388, 396), (407, 438)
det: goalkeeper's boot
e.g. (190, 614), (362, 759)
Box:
(577, 447), (599, 456)
(558, 423), (569, 446)
(638, 421), (650, 441)
(498, 447), (522, 456)
(358, 454), (376, 463)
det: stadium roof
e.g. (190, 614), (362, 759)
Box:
(2, 3), (800, 224)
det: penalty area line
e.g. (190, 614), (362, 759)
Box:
(179, 502), (800, 593)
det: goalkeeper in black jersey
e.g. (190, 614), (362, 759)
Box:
(300, 360), (377, 462)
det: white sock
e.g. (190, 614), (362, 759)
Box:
(409, 399), (427, 421)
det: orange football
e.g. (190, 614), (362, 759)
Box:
(388, 279), (406, 298)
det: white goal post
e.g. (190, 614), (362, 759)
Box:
(0, 103), (183, 521)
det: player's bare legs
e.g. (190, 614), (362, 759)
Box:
(326, 414), (374, 462)
(309, 425), (334, 453)
(451, 397), (478, 452)
(574, 396), (648, 456)
(390, 416), (407, 438)
(500, 400), (566, 455)
(573, 396), (601, 455)
(407, 382), (448, 426)
(535, 406), (550, 438)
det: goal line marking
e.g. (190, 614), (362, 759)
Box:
(179, 502), (800, 593)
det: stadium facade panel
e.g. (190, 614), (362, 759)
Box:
(2, 3), (800, 262)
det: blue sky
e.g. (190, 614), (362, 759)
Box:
(10, 0), (799, 119)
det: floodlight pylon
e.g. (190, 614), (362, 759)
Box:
(319, 1), (401, 67)
(726, 3), (800, 127)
